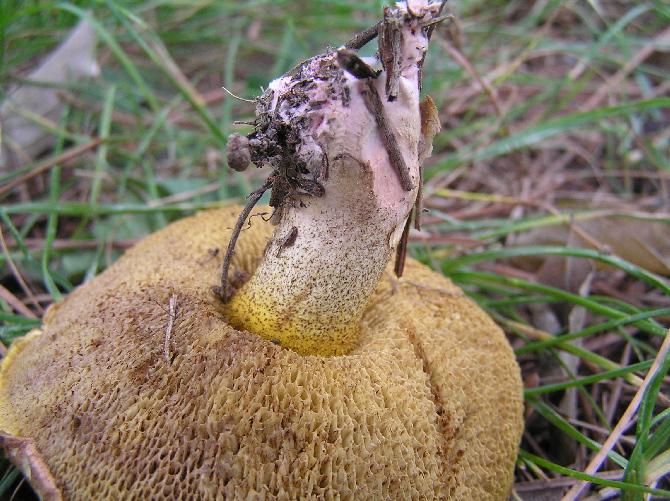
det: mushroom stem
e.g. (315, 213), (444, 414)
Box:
(226, 158), (416, 357)
(224, 1), (443, 356)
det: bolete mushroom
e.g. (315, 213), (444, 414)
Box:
(0, 1), (524, 500)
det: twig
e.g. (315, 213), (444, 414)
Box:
(379, 8), (403, 101)
(415, 164), (424, 230)
(163, 294), (178, 366)
(0, 226), (43, 315)
(362, 80), (415, 191)
(221, 86), (256, 103)
(0, 284), (37, 319)
(400, 281), (462, 295)
(344, 21), (381, 50)
(2, 237), (137, 253)
(514, 470), (625, 492)
(394, 215), (411, 277)
(0, 138), (104, 196)
(438, 40), (505, 120)
(385, 270), (463, 297)
(578, 25), (670, 111)
(218, 178), (273, 302)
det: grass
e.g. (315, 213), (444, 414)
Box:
(1, 0), (669, 499)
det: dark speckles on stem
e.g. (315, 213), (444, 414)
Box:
(308, 100), (327, 111)
(342, 85), (351, 107)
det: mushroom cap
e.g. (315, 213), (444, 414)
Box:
(0, 208), (523, 500)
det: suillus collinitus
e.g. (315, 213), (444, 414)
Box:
(0, 1), (524, 500)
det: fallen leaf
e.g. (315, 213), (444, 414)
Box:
(513, 215), (670, 278)
(0, 431), (63, 501)
(0, 18), (99, 172)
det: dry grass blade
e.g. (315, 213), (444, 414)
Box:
(0, 139), (104, 197)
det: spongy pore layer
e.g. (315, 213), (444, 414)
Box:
(0, 208), (523, 501)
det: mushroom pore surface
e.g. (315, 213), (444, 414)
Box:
(0, 207), (523, 500)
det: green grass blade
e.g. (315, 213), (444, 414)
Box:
(519, 450), (670, 497)
(440, 98), (670, 169)
(451, 270), (666, 337)
(526, 395), (628, 468)
(524, 360), (653, 397)
(55, 4), (159, 111)
(103, 0), (227, 146)
(443, 245), (670, 300)
(515, 308), (670, 356)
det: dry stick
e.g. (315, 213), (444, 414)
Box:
(514, 470), (626, 493)
(0, 138), (104, 196)
(3, 237), (137, 253)
(394, 215), (412, 277)
(163, 294), (178, 366)
(219, 178), (273, 301)
(146, 35), (207, 109)
(283, 22), (382, 80)
(492, 4), (562, 85)
(343, 4), (448, 53)
(414, 167), (424, 230)
(579, 25), (670, 111)
(344, 21), (381, 50)
(380, 11), (403, 102)
(362, 80), (415, 191)
(0, 227), (43, 316)
(561, 328), (670, 501)
(438, 40), (505, 120)
(0, 284), (37, 319)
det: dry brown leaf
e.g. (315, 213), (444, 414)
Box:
(514, 215), (670, 277)
(0, 431), (62, 501)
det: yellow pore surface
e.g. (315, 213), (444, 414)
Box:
(0, 207), (524, 500)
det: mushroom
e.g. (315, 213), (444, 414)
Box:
(0, 1), (524, 500)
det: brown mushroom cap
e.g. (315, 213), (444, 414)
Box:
(0, 207), (523, 500)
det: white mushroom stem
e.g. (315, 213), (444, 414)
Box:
(225, 1), (442, 356)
